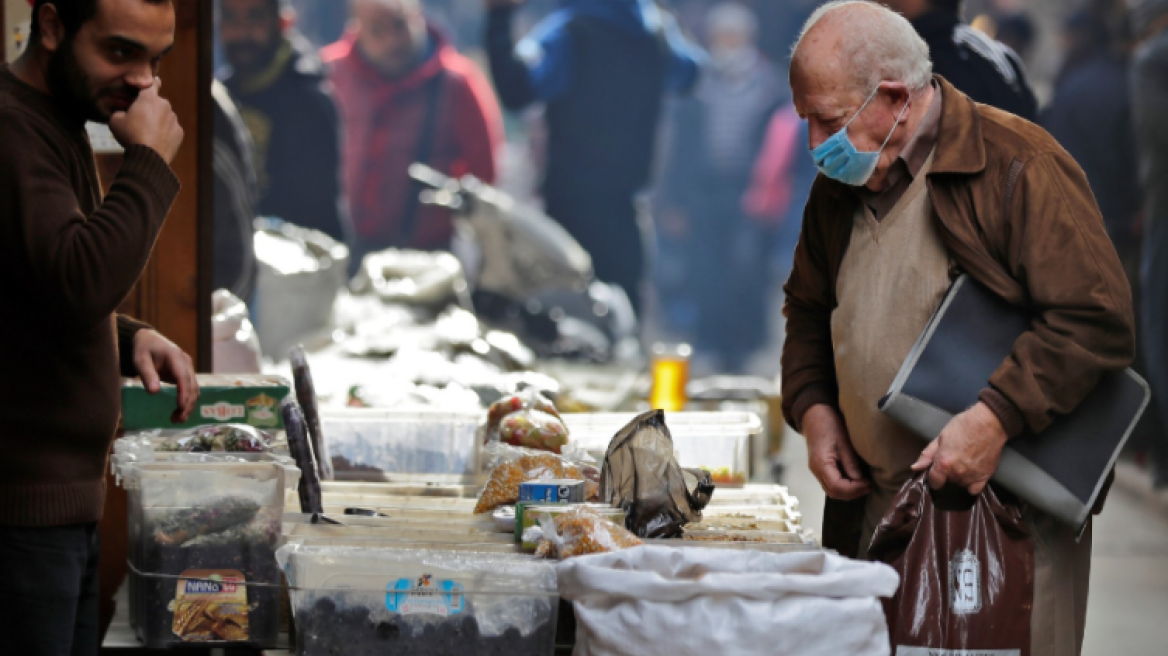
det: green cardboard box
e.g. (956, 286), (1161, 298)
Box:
(122, 374), (291, 431)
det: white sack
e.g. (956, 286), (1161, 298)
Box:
(558, 546), (899, 656)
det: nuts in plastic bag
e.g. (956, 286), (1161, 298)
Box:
(474, 442), (599, 514)
(500, 409), (570, 453)
(530, 506), (643, 559)
(157, 424), (270, 453)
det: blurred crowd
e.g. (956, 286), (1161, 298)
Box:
(210, 0), (1168, 487)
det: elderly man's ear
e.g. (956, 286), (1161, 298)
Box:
(876, 80), (915, 117)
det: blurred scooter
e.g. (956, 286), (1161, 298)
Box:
(409, 163), (640, 364)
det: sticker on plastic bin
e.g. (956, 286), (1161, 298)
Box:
(386, 574), (465, 617)
(171, 569), (250, 642)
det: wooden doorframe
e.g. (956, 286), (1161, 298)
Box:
(111, 0), (213, 370)
(195, 0), (213, 372)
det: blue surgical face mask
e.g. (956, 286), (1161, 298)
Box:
(810, 87), (911, 186)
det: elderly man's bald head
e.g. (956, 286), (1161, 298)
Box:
(791, 1), (932, 95)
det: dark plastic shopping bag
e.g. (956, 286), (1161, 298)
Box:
(869, 473), (1034, 655)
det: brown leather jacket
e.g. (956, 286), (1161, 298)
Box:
(781, 77), (1135, 556)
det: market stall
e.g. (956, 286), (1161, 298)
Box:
(101, 130), (896, 656)
(100, 351), (908, 656)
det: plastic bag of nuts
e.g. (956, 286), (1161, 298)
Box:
(474, 443), (599, 514)
(530, 506), (643, 559)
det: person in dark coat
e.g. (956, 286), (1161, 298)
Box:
(882, 0), (1038, 121)
(219, 0), (351, 245)
(1131, 0), (1168, 489)
(211, 81), (260, 304)
(657, 2), (784, 371)
(485, 0), (703, 314)
(1043, 8), (1142, 250)
(324, 0), (503, 266)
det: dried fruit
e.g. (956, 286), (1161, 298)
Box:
(533, 506), (643, 559)
(475, 453), (586, 514)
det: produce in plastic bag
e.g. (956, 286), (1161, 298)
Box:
(868, 473), (1033, 655)
(157, 424), (270, 453)
(487, 388), (562, 429)
(500, 409), (569, 453)
(484, 388), (568, 451)
(600, 410), (712, 539)
(153, 497), (261, 546)
(530, 506), (642, 559)
(474, 443), (599, 514)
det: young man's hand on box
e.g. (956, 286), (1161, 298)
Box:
(133, 330), (200, 423)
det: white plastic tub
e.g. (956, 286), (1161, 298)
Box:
(278, 544), (558, 655)
(320, 408), (483, 479)
(117, 458), (299, 649)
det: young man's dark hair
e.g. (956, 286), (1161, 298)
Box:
(31, 0), (171, 39)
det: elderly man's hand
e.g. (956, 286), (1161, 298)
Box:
(911, 402), (1008, 495)
(134, 330), (199, 424)
(803, 404), (871, 500)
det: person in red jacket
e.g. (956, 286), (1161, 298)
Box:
(323, 0), (503, 267)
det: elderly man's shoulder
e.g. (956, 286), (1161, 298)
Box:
(974, 102), (1066, 163)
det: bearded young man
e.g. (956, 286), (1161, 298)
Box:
(219, 0), (350, 245)
(0, 1), (198, 653)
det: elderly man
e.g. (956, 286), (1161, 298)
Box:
(781, 3), (1134, 654)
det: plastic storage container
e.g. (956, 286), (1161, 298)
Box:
(562, 412), (760, 485)
(118, 458), (299, 649)
(320, 409), (483, 480)
(278, 544), (559, 656)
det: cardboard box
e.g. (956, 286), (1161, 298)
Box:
(122, 375), (291, 431)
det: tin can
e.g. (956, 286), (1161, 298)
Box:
(518, 479), (586, 504)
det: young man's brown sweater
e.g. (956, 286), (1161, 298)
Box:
(0, 66), (180, 526)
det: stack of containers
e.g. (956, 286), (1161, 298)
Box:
(115, 451), (300, 648)
(278, 544), (560, 655)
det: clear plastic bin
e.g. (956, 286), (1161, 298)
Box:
(562, 412), (761, 486)
(278, 544), (558, 655)
(320, 409), (483, 479)
(118, 459), (299, 649)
